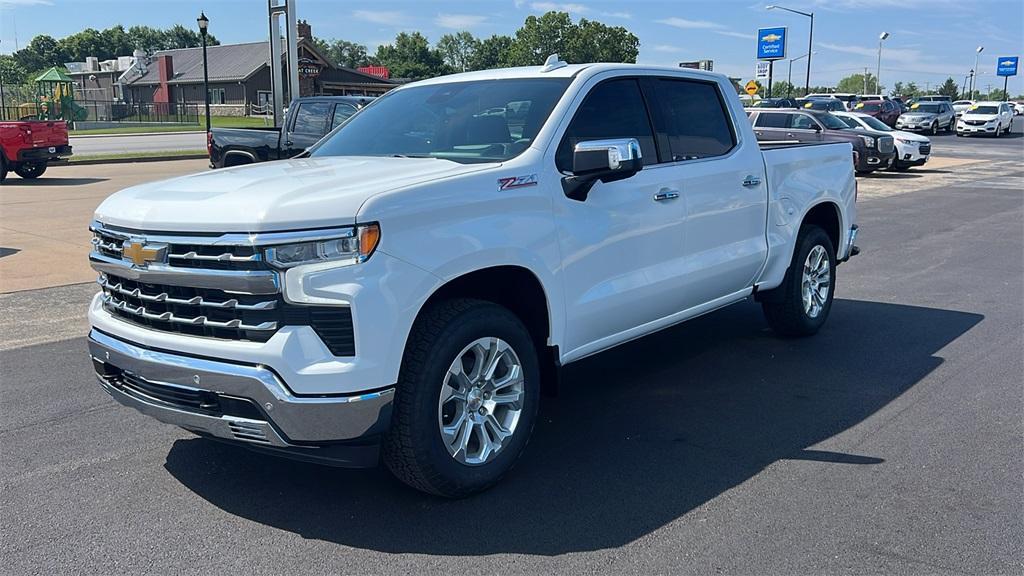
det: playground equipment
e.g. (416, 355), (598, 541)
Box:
(30, 67), (87, 122)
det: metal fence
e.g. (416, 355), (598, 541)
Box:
(1, 100), (200, 125)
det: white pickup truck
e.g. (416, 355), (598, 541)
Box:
(87, 58), (858, 497)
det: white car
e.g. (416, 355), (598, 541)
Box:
(835, 111), (930, 171)
(1013, 102), (1024, 116)
(86, 60), (859, 497)
(952, 100), (975, 118)
(957, 101), (1015, 137)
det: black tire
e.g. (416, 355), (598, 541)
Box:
(14, 162), (46, 179)
(383, 298), (541, 498)
(946, 119), (955, 132)
(761, 225), (836, 337)
(0, 155), (7, 184)
(930, 122), (939, 136)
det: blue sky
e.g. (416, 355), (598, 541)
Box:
(2, 0), (1022, 94)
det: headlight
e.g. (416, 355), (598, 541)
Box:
(859, 135), (876, 147)
(265, 224), (380, 268)
(896, 138), (915, 145)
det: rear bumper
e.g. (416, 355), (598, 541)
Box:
(88, 329), (394, 467)
(16, 144), (72, 162)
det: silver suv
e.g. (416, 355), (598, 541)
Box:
(896, 101), (956, 134)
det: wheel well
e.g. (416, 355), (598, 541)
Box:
(421, 266), (559, 394)
(223, 151), (255, 167)
(802, 202), (841, 252)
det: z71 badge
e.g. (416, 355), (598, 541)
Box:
(498, 174), (538, 191)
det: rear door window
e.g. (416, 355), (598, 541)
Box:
(290, 101), (332, 135)
(652, 78), (736, 160)
(754, 112), (789, 128)
(790, 114), (818, 130)
(331, 103), (359, 129)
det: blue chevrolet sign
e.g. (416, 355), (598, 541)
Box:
(996, 56), (1018, 77)
(757, 26), (788, 60)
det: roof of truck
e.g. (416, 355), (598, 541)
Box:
(409, 62), (725, 87)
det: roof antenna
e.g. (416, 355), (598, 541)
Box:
(541, 54), (568, 73)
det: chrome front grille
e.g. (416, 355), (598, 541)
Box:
(89, 221), (358, 354)
(878, 136), (894, 154)
(98, 274), (281, 341)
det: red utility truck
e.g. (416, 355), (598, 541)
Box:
(0, 119), (72, 183)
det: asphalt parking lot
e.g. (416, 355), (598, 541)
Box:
(1, 127), (1022, 575)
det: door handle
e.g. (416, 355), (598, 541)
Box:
(653, 189), (680, 202)
(742, 176), (762, 187)
(786, 132), (795, 138)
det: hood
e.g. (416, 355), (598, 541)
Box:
(901, 112), (937, 119)
(94, 156), (492, 232)
(891, 130), (929, 142)
(960, 112), (998, 121)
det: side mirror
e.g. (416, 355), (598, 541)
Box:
(562, 138), (643, 201)
(813, 124), (822, 132)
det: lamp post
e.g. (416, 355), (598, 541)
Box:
(876, 32), (889, 94)
(767, 5), (814, 96)
(788, 52), (812, 97)
(197, 12), (211, 133)
(971, 46), (983, 98)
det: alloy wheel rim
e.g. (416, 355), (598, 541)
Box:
(801, 245), (831, 319)
(437, 337), (525, 466)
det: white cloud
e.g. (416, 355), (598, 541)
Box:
(435, 14), (488, 29)
(0, 0), (52, 4)
(653, 45), (683, 53)
(530, 2), (588, 15)
(715, 30), (756, 40)
(599, 11), (632, 19)
(655, 17), (726, 30)
(352, 10), (406, 26)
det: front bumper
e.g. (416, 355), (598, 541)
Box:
(856, 150), (896, 171)
(957, 123), (997, 135)
(17, 144), (72, 162)
(88, 329), (394, 466)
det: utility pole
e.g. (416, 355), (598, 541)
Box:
(863, 67), (869, 94)
(877, 32), (889, 94)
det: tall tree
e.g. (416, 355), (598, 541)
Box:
(506, 11), (639, 66)
(374, 32), (448, 80)
(937, 77), (959, 98)
(437, 31), (480, 73)
(14, 35), (66, 72)
(60, 28), (107, 62)
(470, 35), (513, 70)
(0, 54), (29, 85)
(312, 38), (372, 69)
(836, 72), (880, 95)
(127, 25), (170, 53)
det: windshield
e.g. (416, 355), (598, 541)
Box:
(310, 78), (571, 163)
(857, 102), (882, 112)
(969, 106), (999, 114)
(818, 113), (848, 130)
(837, 116), (859, 129)
(858, 114), (892, 131)
(911, 103), (941, 114)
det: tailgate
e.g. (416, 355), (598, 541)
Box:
(26, 121), (69, 148)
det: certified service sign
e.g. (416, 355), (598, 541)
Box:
(996, 56), (1019, 77)
(757, 26), (788, 60)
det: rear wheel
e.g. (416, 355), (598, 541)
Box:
(383, 298), (540, 498)
(761, 225), (836, 337)
(13, 161), (47, 179)
(946, 118), (955, 132)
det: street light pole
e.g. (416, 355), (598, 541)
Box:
(768, 5), (814, 96)
(971, 46), (983, 98)
(877, 32), (889, 95)
(197, 12), (211, 134)
(788, 52), (811, 97)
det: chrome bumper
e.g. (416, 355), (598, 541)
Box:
(88, 330), (394, 449)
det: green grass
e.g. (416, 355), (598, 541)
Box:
(70, 115), (272, 136)
(68, 149), (207, 162)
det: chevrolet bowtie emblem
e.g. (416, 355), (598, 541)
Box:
(122, 240), (167, 267)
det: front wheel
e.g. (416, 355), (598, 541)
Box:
(13, 161), (47, 179)
(383, 298), (540, 498)
(761, 225), (836, 337)
(930, 122), (939, 136)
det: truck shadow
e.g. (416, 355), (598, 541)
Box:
(164, 298), (982, 555)
(1, 177), (108, 186)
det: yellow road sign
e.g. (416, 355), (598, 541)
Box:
(745, 80), (759, 95)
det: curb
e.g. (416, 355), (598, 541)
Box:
(70, 130), (206, 139)
(69, 154), (208, 166)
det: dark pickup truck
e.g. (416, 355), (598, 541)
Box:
(746, 108), (895, 174)
(208, 96), (372, 168)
